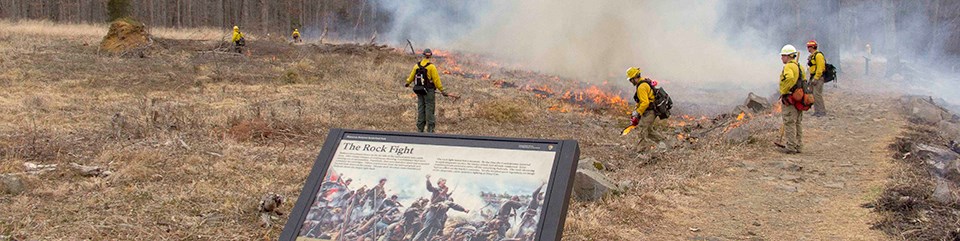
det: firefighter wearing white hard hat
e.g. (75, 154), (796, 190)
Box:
(777, 44), (804, 154)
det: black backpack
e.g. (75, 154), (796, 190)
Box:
(412, 62), (434, 95)
(652, 86), (673, 119)
(808, 51), (836, 83)
(634, 80), (673, 119)
(823, 63), (837, 83)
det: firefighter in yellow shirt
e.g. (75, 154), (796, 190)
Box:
(232, 26), (245, 53)
(779, 45), (803, 154)
(806, 40), (827, 117)
(292, 29), (301, 43)
(626, 67), (662, 148)
(405, 49), (447, 133)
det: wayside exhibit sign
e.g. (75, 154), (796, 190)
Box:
(280, 129), (579, 241)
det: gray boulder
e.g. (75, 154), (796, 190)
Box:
(937, 120), (960, 141)
(577, 158), (601, 171)
(912, 144), (960, 179)
(933, 177), (960, 205)
(912, 144), (960, 204)
(723, 126), (751, 144)
(902, 96), (953, 124)
(1, 175), (25, 195)
(572, 165), (620, 201)
(743, 92), (771, 113)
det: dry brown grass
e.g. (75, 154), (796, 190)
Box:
(0, 22), (783, 240)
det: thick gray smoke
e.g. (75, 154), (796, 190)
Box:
(376, 0), (960, 106)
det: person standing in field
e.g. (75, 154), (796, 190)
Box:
(405, 49), (448, 133)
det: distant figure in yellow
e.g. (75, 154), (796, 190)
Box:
(232, 26), (245, 53)
(292, 29), (301, 43)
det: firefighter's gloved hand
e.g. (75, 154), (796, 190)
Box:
(631, 110), (639, 118)
(630, 116), (640, 126)
(404, 83), (410, 88)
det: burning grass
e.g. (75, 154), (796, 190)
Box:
(0, 22), (670, 239)
(0, 22), (793, 240)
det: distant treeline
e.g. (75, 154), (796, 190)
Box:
(724, 0), (960, 60)
(0, 0), (390, 39)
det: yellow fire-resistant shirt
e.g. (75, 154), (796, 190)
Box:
(808, 51), (826, 80)
(232, 30), (244, 42)
(405, 59), (444, 91)
(635, 81), (655, 113)
(292, 30), (300, 38)
(780, 60), (801, 95)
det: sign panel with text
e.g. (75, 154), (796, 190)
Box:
(280, 129), (579, 241)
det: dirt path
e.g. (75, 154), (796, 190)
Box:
(647, 89), (906, 240)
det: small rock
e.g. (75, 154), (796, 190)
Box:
(781, 174), (803, 183)
(747, 231), (758, 236)
(688, 227), (701, 232)
(752, 221), (761, 226)
(573, 167), (621, 201)
(773, 160), (803, 172)
(656, 141), (669, 151)
(1, 175), (25, 195)
(723, 126), (752, 144)
(259, 193), (285, 227)
(617, 180), (635, 191)
(23, 162), (57, 173)
(824, 182), (845, 189)
(70, 163), (112, 177)
(738, 161), (758, 172)
(778, 184), (798, 193)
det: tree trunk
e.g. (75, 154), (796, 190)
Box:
(884, 0), (901, 75)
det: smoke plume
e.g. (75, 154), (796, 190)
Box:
(375, 0), (960, 106)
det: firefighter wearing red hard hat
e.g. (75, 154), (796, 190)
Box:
(806, 40), (828, 117)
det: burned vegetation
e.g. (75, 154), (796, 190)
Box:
(870, 96), (960, 240)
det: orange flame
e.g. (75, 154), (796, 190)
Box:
(548, 104), (571, 113)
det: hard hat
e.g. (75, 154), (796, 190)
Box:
(806, 40), (818, 48)
(423, 49), (433, 56)
(780, 45), (798, 56)
(233, 26), (239, 30)
(294, 29), (298, 31)
(626, 67), (642, 79)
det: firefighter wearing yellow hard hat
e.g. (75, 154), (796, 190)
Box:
(626, 67), (662, 149)
(292, 29), (301, 43)
(778, 44), (803, 154)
